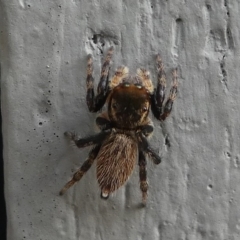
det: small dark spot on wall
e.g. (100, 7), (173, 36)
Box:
(91, 34), (107, 54)
(176, 18), (183, 23)
(165, 135), (171, 148)
(207, 184), (213, 190)
(92, 34), (98, 44)
(92, 33), (105, 47)
(206, 4), (211, 10)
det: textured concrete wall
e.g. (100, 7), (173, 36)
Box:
(1, 0), (240, 240)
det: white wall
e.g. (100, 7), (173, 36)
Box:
(1, 1), (240, 239)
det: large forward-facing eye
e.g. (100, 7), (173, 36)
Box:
(142, 106), (148, 112)
(142, 102), (149, 113)
(112, 102), (118, 110)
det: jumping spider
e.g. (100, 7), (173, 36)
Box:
(59, 47), (178, 204)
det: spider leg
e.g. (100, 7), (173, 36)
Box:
(138, 151), (148, 204)
(138, 124), (154, 138)
(95, 112), (112, 131)
(160, 69), (178, 121)
(137, 133), (161, 204)
(136, 68), (154, 93)
(64, 130), (111, 148)
(96, 117), (112, 131)
(151, 54), (178, 121)
(138, 133), (161, 165)
(145, 145), (162, 165)
(86, 46), (114, 112)
(86, 54), (95, 111)
(109, 66), (129, 89)
(59, 144), (101, 195)
(151, 54), (166, 117)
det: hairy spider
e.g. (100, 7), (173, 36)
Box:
(59, 46), (178, 204)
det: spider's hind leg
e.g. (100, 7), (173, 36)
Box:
(59, 144), (101, 195)
(138, 132), (161, 165)
(138, 151), (148, 204)
(137, 133), (161, 204)
(86, 47), (114, 112)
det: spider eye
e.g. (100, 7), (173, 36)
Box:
(143, 106), (148, 112)
(112, 103), (118, 109)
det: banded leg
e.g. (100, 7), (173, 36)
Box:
(151, 54), (178, 121)
(59, 144), (101, 195)
(109, 66), (129, 89)
(151, 54), (166, 116)
(137, 68), (154, 93)
(145, 146), (161, 165)
(139, 151), (148, 204)
(156, 54), (167, 108)
(160, 69), (178, 121)
(64, 130), (111, 148)
(86, 46), (114, 112)
(138, 133), (161, 165)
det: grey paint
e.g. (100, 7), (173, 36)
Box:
(1, 0), (240, 239)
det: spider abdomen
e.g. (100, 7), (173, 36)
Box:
(96, 132), (137, 198)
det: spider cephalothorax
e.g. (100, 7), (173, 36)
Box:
(108, 81), (151, 128)
(60, 46), (178, 204)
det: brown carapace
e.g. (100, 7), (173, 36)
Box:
(59, 47), (178, 204)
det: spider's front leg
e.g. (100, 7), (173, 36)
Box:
(151, 54), (178, 121)
(86, 46), (114, 112)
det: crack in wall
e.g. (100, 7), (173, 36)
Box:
(224, 0), (230, 16)
(224, 0), (234, 49)
(219, 0), (232, 92)
(220, 54), (228, 90)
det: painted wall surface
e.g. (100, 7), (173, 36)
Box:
(1, 1), (240, 239)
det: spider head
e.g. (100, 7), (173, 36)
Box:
(108, 82), (151, 128)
